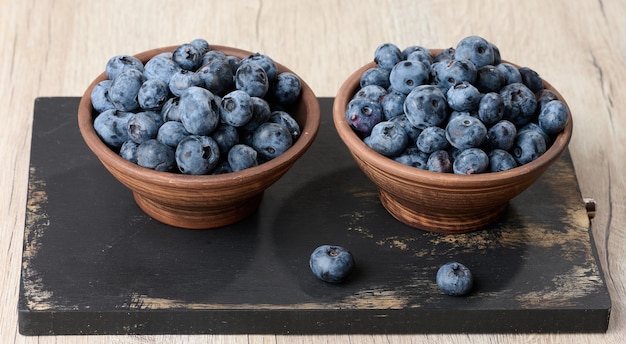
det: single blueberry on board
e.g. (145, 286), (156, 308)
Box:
(436, 262), (473, 296)
(309, 245), (355, 284)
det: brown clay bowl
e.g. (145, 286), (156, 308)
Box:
(333, 50), (573, 234)
(78, 45), (320, 229)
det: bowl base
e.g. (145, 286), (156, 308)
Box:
(133, 192), (264, 229)
(378, 189), (508, 234)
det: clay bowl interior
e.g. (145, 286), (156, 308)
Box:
(332, 50), (573, 234)
(78, 45), (320, 229)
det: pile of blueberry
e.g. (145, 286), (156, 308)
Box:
(91, 38), (302, 175)
(346, 36), (570, 174)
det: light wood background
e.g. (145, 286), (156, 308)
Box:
(2, 0), (624, 343)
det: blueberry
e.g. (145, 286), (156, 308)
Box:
(495, 62), (523, 85)
(475, 65), (505, 93)
(454, 35), (496, 68)
(519, 66), (544, 93)
(93, 109), (133, 147)
(269, 110), (301, 140)
(240, 53), (278, 82)
(403, 85), (448, 129)
(127, 112), (159, 144)
(388, 60), (429, 95)
(536, 89), (560, 109)
(433, 47), (456, 63)
(477, 92), (505, 126)
(108, 68), (144, 111)
(157, 121), (189, 147)
(168, 69), (203, 97)
(227, 144), (259, 172)
(143, 55), (183, 85)
(445, 114), (487, 150)
(512, 130), (547, 165)
(189, 38), (211, 55)
(373, 43), (403, 70)
(138, 78), (170, 110)
(416, 126), (448, 153)
(446, 81), (481, 112)
(345, 97), (383, 136)
(453, 148), (489, 174)
(405, 48), (434, 68)
(354, 84), (388, 102)
(201, 50), (229, 67)
(427, 150), (453, 173)
(388, 114), (422, 143)
(161, 97), (182, 122)
(499, 82), (538, 127)
(380, 90), (407, 120)
(359, 67), (391, 89)
(243, 96), (272, 131)
(105, 55), (144, 80)
(309, 245), (355, 284)
(433, 59), (477, 92)
(226, 55), (242, 74)
(235, 61), (269, 98)
(393, 147), (429, 169)
(119, 140), (139, 163)
(136, 139), (176, 172)
(172, 43), (202, 71)
(538, 100), (569, 135)
(179, 86), (220, 135)
(212, 123), (239, 155)
(268, 72), (301, 106)
(365, 121), (409, 157)
(436, 262), (473, 296)
(252, 122), (293, 160)
(175, 135), (221, 175)
(488, 149), (518, 172)
(90, 80), (115, 113)
(518, 122), (551, 147)
(220, 90), (253, 127)
(402, 45), (433, 63)
(486, 120), (517, 151)
(197, 57), (235, 96)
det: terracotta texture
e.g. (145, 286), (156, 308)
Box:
(332, 51), (573, 234)
(78, 45), (320, 229)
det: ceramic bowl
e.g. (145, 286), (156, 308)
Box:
(332, 50), (573, 234)
(78, 45), (320, 229)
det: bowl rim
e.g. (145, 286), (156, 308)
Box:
(78, 45), (321, 187)
(332, 50), (573, 188)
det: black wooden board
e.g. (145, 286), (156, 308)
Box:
(19, 97), (611, 335)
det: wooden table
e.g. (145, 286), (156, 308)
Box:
(2, 0), (624, 343)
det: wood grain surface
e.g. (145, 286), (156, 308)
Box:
(1, 0), (624, 343)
